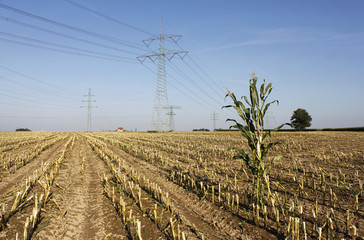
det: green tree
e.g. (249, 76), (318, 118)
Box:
(223, 76), (285, 207)
(290, 108), (312, 130)
(15, 128), (31, 131)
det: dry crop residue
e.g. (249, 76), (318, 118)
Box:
(0, 131), (363, 239)
(35, 135), (125, 239)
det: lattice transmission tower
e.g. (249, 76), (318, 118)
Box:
(81, 88), (97, 131)
(164, 105), (181, 131)
(137, 17), (188, 131)
(210, 111), (219, 131)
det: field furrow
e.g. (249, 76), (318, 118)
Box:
(35, 135), (126, 239)
(0, 131), (362, 239)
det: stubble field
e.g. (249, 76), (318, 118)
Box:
(0, 131), (363, 239)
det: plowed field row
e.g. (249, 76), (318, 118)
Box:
(0, 131), (362, 239)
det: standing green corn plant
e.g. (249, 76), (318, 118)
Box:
(223, 76), (286, 207)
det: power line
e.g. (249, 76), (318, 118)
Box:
(0, 115), (82, 119)
(0, 75), (78, 103)
(0, 74), (62, 97)
(174, 40), (224, 95)
(136, 21), (228, 113)
(0, 31), (136, 61)
(144, 53), (234, 120)
(62, 0), (153, 36)
(140, 63), (216, 111)
(0, 88), (75, 104)
(0, 2), (237, 128)
(0, 37), (137, 63)
(166, 71), (219, 111)
(142, 63), (229, 119)
(0, 15), (143, 56)
(176, 56), (234, 117)
(167, 61), (235, 120)
(0, 3), (148, 51)
(167, 61), (224, 107)
(181, 56), (223, 96)
(162, 21), (229, 101)
(171, 47), (238, 118)
(0, 62), (69, 95)
(124, 0), (160, 19)
(64, 1), (234, 121)
(4, 3), (229, 109)
(137, 18), (188, 131)
(0, 65), (78, 99)
(0, 91), (78, 108)
(154, 21), (235, 117)
(0, 102), (75, 109)
(164, 32), (225, 97)
(185, 54), (224, 94)
(92, 115), (149, 119)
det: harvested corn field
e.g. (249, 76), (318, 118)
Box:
(0, 131), (363, 239)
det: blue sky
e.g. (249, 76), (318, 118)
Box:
(0, 0), (363, 131)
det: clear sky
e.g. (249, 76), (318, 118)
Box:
(0, 0), (363, 131)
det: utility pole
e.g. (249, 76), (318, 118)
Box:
(210, 111), (219, 131)
(137, 17), (188, 131)
(81, 88), (97, 131)
(164, 105), (181, 131)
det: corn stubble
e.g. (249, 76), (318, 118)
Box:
(0, 104), (362, 240)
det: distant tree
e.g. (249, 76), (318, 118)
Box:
(15, 128), (31, 131)
(192, 128), (210, 131)
(290, 108), (312, 130)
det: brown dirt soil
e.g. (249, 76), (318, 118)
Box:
(0, 136), (72, 239)
(103, 139), (274, 240)
(0, 138), (68, 196)
(35, 135), (126, 239)
(1, 131), (362, 239)
(0, 134), (64, 181)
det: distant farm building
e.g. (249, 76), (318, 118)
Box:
(116, 127), (124, 132)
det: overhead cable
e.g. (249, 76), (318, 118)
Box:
(0, 92), (78, 108)
(0, 3), (148, 51)
(0, 115), (82, 119)
(0, 31), (136, 61)
(141, 63), (217, 112)
(0, 37), (137, 63)
(0, 88), (75, 104)
(0, 63), (76, 97)
(62, 0), (153, 36)
(185, 54), (224, 94)
(167, 61), (225, 107)
(181, 56), (223, 96)
(0, 15), (143, 56)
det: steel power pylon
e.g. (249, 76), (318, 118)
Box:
(137, 17), (188, 131)
(210, 111), (219, 131)
(164, 105), (181, 131)
(81, 88), (97, 131)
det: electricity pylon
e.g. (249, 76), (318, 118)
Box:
(81, 88), (97, 131)
(137, 17), (188, 131)
(210, 111), (219, 131)
(164, 105), (181, 131)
